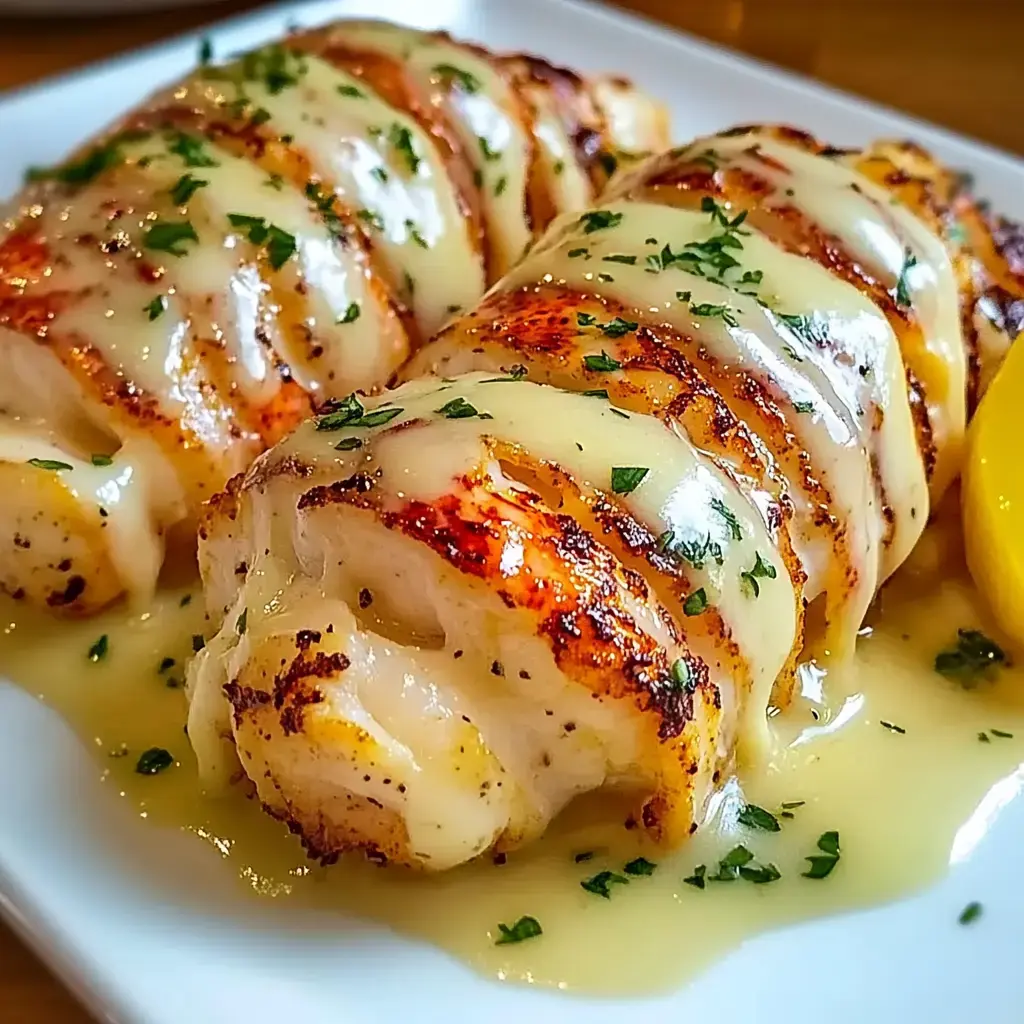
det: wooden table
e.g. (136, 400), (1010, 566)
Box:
(1, 0), (1021, 1020)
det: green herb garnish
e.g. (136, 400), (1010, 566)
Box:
(27, 458), (73, 472)
(143, 220), (198, 257)
(580, 870), (630, 898)
(683, 588), (708, 616)
(135, 747), (173, 775)
(495, 915), (542, 945)
(802, 830), (840, 879)
(740, 551), (777, 598)
(737, 803), (781, 832)
(169, 172), (208, 205)
(583, 351), (621, 372)
(88, 635), (109, 662)
(579, 210), (623, 234)
(610, 467), (649, 495)
(389, 123), (421, 174)
(895, 250), (918, 308)
(432, 64), (481, 93)
(935, 629), (1006, 684)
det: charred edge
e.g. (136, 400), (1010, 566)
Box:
(297, 472), (376, 510)
(273, 649), (349, 734)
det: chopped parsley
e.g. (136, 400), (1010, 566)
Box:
(478, 136), (502, 162)
(802, 830), (840, 879)
(793, 400), (815, 414)
(357, 208), (385, 232)
(656, 529), (724, 571)
(935, 629), (1006, 684)
(737, 803), (781, 832)
(166, 132), (219, 168)
(580, 870), (629, 898)
(670, 658), (691, 689)
(480, 365), (528, 383)
(433, 64), (481, 93)
(90, 454), (113, 467)
(776, 312), (827, 351)
(991, 728), (1014, 738)
(583, 388), (609, 399)
(437, 397), (487, 419)
(315, 394), (403, 431)
(895, 250), (918, 308)
(880, 720), (906, 734)
(494, 175), (508, 197)
(579, 210), (623, 234)
(143, 220), (198, 257)
(623, 857), (657, 876)
(494, 915), (542, 945)
(169, 172), (208, 206)
(710, 496), (742, 541)
(404, 220), (429, 248)
(568, 247), (590, 259)
(602, 253), (637, 265)
(599, 317), (638, 338)
(371, 166), (389, 184)
(583, 350), (621, 372)
(25, 141), (124, 187)
(337, 302), (361, 325)
(683, 865), (707, 889)
(706, 845), (780, 885)
(88, 635), (109, 662)
(144, 295), (167, 321)
(958, 901), (983, 925)
(135, 747), (173, 775)
(689, 302), (739, 328)
(227, 214), (296, 269)
(388, 123), (421, 174)
(682, 588), (708, 616)
(610, 466), (648, 495)
(27, 458), (72, 472)
(334, 437), (363, 451)
(337, 83), (366, 98)
(740, 551), (777, 598)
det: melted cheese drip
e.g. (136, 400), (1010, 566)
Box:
(276, 374), (795, 753)
(499, 202), (927, 654)
(1, 503), (1020, 994)
(666, 134), (966, 496)
(172, 54), (484, 339)
(333, 23), (533, 277)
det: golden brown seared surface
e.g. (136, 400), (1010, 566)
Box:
(0, 19), (667, 616)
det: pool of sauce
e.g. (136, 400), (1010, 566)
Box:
(0, 501), (1021, 996)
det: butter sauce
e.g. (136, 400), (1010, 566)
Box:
(2, 501), (1021, 995)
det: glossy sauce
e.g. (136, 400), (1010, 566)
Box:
(1, 497), (1021, 995)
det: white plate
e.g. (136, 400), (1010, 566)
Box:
(2, 3), (1023, 1022)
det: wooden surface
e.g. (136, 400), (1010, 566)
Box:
(0, 0), (1020, 1021)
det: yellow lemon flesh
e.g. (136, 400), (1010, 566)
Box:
(963, 338), (1024, 648)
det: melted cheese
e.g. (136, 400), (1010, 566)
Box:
(665, 134), (966, 497)
(1, 502), (1020, 994)
(274, 374), (795, 754)
(496, 201), (927, 655)
(332, 22), (534, 277)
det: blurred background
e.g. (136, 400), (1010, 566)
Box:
(0, 0), (1020, 154)
(0, 0), (1020, 1020)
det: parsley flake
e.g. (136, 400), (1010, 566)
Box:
(579, 210), (623, 234)
(135, 747), (173, 775)
(88, 635), (109, 662)
(143, 220), (198, 257)
(495, 915), (542, 945)
(583, 350), (621, 372)
(610, 466), (648, 495)
(737, 803), (781, 832)
(580, 870), (630, 898)
(683, 588), (708, 616)
(27, 458), (73, 471)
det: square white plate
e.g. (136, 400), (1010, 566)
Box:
(2, 2), (1023, 1022)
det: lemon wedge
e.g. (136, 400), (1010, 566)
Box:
(963, 339), (1024, 647)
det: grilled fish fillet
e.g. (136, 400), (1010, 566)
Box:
(186, 125), (1023, 870)
(0, 20), (667, 614)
